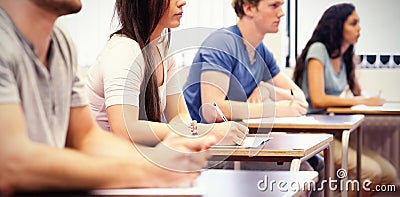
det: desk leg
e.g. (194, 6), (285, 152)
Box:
(289, 159), (301, 171)
(356, 126), (362, 197)
(324, 143), (334, 197)
(234, 161), (241, 170)
(341, 130), (351, 197)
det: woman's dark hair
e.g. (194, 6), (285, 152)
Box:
(112, 0), (171, 122)
(293, 3), (359, 95)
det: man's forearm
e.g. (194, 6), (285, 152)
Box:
(211, 100), (274, 121)
(3, 141), (148, 192)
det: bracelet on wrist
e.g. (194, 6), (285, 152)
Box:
(190, 120), (198, 135)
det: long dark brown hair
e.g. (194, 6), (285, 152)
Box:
(293, 3), (359, 95)
(112, 0), (171, 122)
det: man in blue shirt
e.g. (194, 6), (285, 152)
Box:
(183, 1), (323, 196)
(184, 0), (308, 123)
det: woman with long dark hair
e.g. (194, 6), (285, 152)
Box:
(293, 3), (383, 114)
(293, 3), (397, 196)
(87, 0), (247, 147)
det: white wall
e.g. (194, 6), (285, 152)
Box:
(57, 0), (288, 69)
(57, 0), (241, 68)
(58, 0), (399, 101)
(296, 0), (400, 56)
(356, 69), (400, 101)
(172, 0), (238, 67)
(177, 0), (237, 30)
(57, 0), (117, 67)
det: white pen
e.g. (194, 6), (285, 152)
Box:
(213, 102), (228, 122)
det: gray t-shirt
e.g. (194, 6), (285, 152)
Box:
(0, 8), (88, 147)
(301, 42), (347, 114)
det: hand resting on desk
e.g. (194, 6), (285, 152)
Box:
(135, 132), (217, 187)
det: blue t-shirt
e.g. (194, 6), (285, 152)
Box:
(183, 25), (280, 122)
(300, 42), (347, 114)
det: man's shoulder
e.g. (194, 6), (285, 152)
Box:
(0, 13), (24, 68)
(0, 25), (18, 53)
(52, 24), (77, 68)
(52, 24), (75, 51)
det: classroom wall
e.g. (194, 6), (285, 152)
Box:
(295, 0), (400, 56)
(58, 0), (239, 68)
(287, 0), (400, 102)
(264, 26), (286, 68)
(57, 0), (116, 67)
(68, 0), (399, 102)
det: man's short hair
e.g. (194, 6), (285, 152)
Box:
(232, 0), (261, 18)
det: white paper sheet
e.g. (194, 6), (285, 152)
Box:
(242, 116), (319, 124)
(210, 136), (271, 149)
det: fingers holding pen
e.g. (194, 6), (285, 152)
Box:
(207, 121), (248, 145)
(290, 99), (308, 115)
(231, 121), (249, 135)
(228, 121), (248, 145)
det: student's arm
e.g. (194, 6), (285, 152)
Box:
(106, 104), (173, 146)
(67, 106), (213, 184)
(353, 77), (363, 96)
(1, 104), (130, 193)
(248, 72), (307, 103)
(165, 93), (248, 146)
(201, 71), (307, 121)
(308, 58), (384, 108)
(165, 93), (192, 124)
(201, 71), (260, 121)
(0, 104), (213, 194)
(269, 72), (307, 102)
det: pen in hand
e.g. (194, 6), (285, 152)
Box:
(290, 89), (295, 99)
(213, 102), (228, 122)
(213, 102), (249, 146)
(190, 120), (198, 136)
(290, 89), (295, 104)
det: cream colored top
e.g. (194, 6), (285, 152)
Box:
(86, 34), (181, 130)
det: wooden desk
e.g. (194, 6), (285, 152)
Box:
(94, 170), (319, 197)
(16, 170), (319, 197)
(327, 103), (400, 115)
(210, 133), (332, 163)
(210, 133), (332, 196)
(243, 114), (364, 131)
(328, 103), (400, 179)
(242, 114), (365, 197)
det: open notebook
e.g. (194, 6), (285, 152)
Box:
(210, 135), (272, 149)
